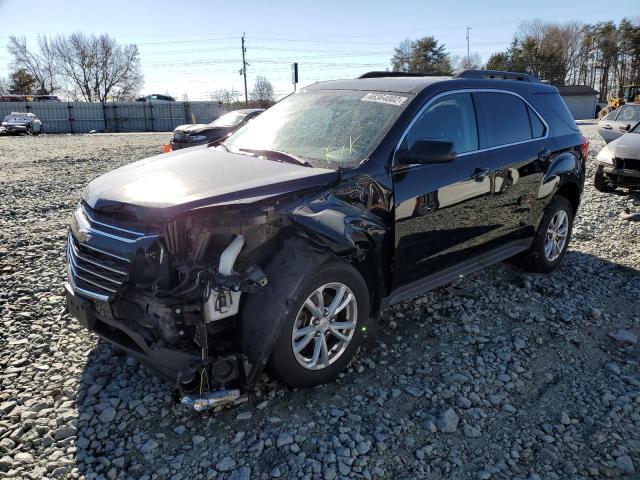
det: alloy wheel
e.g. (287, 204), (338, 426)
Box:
(544, 209), (569, 262)
(291, 282), (358, 370)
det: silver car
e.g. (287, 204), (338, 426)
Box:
(597, 104), (640, 143)
(594, 121), (640, 191)
(1, 112), (42, 135)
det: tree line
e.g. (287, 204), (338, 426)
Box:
(3, 19), (637, 103)
(486, 19), (640, 100)
(211, 76), (276, 109)
(392, 18), (639, 100)
(0, 32), (279, 106)
(2, 33), (143, 101)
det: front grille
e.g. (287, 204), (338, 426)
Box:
(619, 158), (640, 171)
(67, 233), (131, 300)
(67, 203), (157, 301)
(77, 203), (147, 242)
(173, 133), (188, 143)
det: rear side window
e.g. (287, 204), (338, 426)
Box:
(475, 92), (532, 147)
(401, 92), (478, 154)
(527, 105), (546, 138)
(617, 105), (640, 123)
(535, 93), (579, 134)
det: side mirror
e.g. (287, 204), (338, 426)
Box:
(619, 124), (631, 132)
(396, 140), (456, 165)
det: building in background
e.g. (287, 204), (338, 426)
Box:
(557, 85), (599, 120)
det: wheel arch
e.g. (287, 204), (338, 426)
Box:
(555, 180), (581, 214)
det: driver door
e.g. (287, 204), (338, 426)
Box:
(392, 92), (499, 289)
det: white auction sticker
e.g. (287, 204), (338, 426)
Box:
(361, 93), (408, 106)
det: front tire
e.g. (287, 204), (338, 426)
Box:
(594, 166), (616, 192)
(269, 260), (370, 388)
(521, 195), (574, 273)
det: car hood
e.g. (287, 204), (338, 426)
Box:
(82, 146), (339, 221)
(173, 124), (230, 135)
(608, 133), (640, 160)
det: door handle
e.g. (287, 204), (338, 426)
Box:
(602, 125), (613, 130)
(470, 167), (490, 182)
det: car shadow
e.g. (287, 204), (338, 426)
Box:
(71, 250), (640, 478)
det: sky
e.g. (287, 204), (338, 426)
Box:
(0, 0), (638, 100)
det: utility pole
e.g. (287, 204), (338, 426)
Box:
(241, 33), (248, 107)
(466, 27), (471, 66)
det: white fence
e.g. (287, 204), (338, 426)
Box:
(0, 101), (224, 133)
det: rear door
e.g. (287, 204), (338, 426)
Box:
(473, 91), (552, 240)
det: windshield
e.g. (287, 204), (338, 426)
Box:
(4, 115), (28, 123)
(224, 90), (410, 168)
(630, 121), (640, 133)
(210, 111), (248, 127)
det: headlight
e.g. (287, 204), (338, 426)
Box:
(596, 146), (614, 165)
(189, 135), (208, 143)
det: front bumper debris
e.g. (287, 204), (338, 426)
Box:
(181, 390), (241, 411)
(65, 282), (201, 382)
(601, 163), (640, 185)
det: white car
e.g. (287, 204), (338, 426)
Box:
(1, 112), (42, 135)
(594, 121), (640, 191)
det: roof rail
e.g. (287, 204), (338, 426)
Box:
(358, 71), (448, 79)
(454, 69), (541, 83)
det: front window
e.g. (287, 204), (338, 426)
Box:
(224, 90), (411, 168)
(400, 92), (478, 154)
(210, 111), (249, 128)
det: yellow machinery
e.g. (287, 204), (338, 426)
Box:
(598, 85), (640, 119)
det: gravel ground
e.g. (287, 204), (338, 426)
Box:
(0, 125), (639, 480)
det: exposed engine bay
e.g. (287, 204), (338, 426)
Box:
(65, 201), (293, 409)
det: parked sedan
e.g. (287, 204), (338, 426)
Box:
(597, 103), (640, 143)
(594, 121), (640, 191)
(169, 109), (263, 150)
(1, 112), (42, 135)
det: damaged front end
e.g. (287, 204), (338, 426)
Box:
(64, 201), (280, 408)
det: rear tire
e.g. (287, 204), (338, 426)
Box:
(268, 259), (370, 388)
(520, 195), (574, 273)
(594, 166), (616, 192)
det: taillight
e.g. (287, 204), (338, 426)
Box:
(580, 135), (589, 161)
(162, 144), (172, 153)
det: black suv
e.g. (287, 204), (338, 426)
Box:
(65, 70), (586, 406)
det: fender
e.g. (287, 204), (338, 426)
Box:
(287, 183), (391, 312)
(534, 150), (584, 226)
(239, 238), (330, 385)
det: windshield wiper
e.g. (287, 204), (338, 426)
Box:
(238, 148), (312, 167)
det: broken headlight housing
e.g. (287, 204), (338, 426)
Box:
(596, 146), (614, 165)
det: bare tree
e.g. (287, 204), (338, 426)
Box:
(8, 36), (57, 94)
(0, 77), (7, 95)
(211, 88), (241, 108)
(8, 32), (143, 102)
(250, 76), (275, 108)
(452, 53), (483, 72)
(48, 33), (143, 102)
